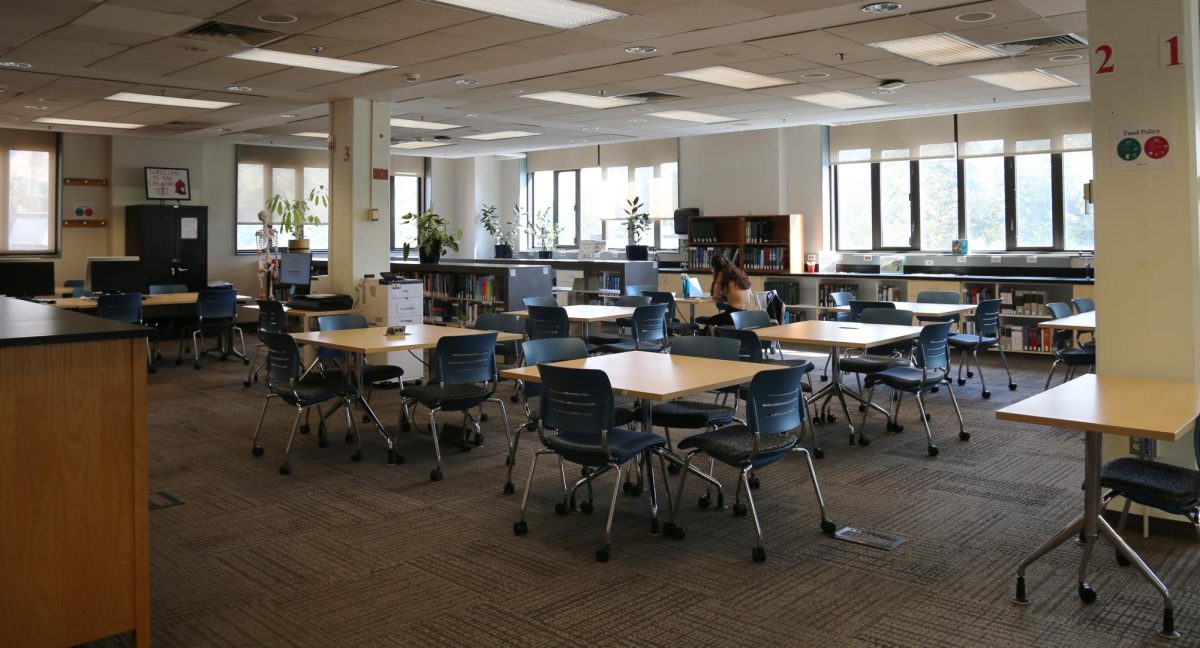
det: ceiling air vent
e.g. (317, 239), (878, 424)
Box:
(617, 91), (682, 103)
(160, 121), (212, 130)
(991, 33), (1087, 57)
(182, 21), (286, 48)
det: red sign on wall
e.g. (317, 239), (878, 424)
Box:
(372, 168), (388, 180)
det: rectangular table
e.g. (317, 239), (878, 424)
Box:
(754, 320), (923, 439)
(50, 292), (253, 310)
(241, 302), (362, 332)
(503, 304), (636, 338)
(829, 301), (976, 319)
(1039, 310), (1096, 331)
(997, 374), (1200, 638)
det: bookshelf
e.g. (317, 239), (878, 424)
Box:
(686, 214), (802, 275)
(390, 261), (552, 326)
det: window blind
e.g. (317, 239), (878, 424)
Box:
(527, 145), (598, 173)
(958, 101), (1091, 156)
(526, 138), (677, 172)
(830, 115), (955, 163)
(0, 129), (57, 254)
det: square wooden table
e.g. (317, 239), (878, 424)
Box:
(829, 301), (976, 319)
(754, 320), (923, 438)
(503, 304), (636, 338)
(997, 374), (1200, 638)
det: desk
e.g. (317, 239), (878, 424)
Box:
(241, 302), (362, 332)
(51, 292), (253, 310)
(829, 301), (976, 319)
(1039, 310), (1096, 331)
(997, 374), (1200, 638)
(504, 304), (636, 339)
(675, 296), (709, 323)
(754, 320), (922, 439)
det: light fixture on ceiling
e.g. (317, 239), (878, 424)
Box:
(392, 140), (451, 149)
(970, 68), (1077, 91)
(521, 90), (640, 109)
(0, 61), (31, 69)
(293, 131), (329, 138)
(391, 118), (460, 130)
(463, 113), (479, 118)
(427, 0), (626, 29)
(869, 33), (1003, 66)
(862, 2), (901, 13)
(627, 118), (647, 123)
(1048, 53), (1084, 63)
(280, 113), (300, 118)
(24, 105), (47, 110)
(665, 66), (792, 90)
(799, 72), (831, 80)
(226, 86), (253, 93)
(626, 45), (657, 54)
(34, 117), (143, 129)
(258, 13), (298, 24)
(876, 79), (906, 94)
(649, 110), (735, 124)
(106, 92), (239, 110)
(455, 78), (478, 86)
(580, 126), (602, 131)
(228, 49), (395, 74)
(793, 91), (890, 109)
(955, 11), (996, 23)
(215, 127), (231, 131)
(461, 130), (540, 140)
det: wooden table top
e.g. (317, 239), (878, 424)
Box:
(292, 324), (521, 354)
(499, 350), (781, 402)
(996, 374), (1200, 441)
(51, 293), (252, 309)
(241, 303), (362, 318)
(829, 301), (976, 317)
(753, 319), (923, 349)
(1039, 311), (1096, 331)
(503, 304), (637, 322)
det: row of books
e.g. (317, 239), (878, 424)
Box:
(583, 270), (623, 292)
(688, 246), (739, 270)
(958, 321), (1057, 352)
(999, 288), (1051, 316)
(425, 301), (495, 325)
(876, 285), (902, 301)
(745, 220), (780, 243)
(817, 283), (858, 307)
(763, 279), (800, 305)
(962, 286), (994, 305)
(423, 273), (498, 303)
(742, 247), (789, 270)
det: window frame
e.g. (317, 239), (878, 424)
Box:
(871, 159), (919, 252)
(235, 160), (330, 254)
(389, 173), (424, 252)
(0, 134), (60, 257)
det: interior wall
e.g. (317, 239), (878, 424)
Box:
(57, 133), (111, 283)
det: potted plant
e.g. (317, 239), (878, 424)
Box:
(623, 196), (651, 261)
(398, 209), (461, 264)
(480, 203), (518, 259)
(267, 185), (328, 251)
(526, 206), (561, 259)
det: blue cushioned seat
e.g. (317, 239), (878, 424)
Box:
(548, 428), (667, 467)
(1102, 458), (1200, 507)
(651, 399), (736, 429)
(678, 423), (796, 468)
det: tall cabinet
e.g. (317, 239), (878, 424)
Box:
(125, 205), (208, 291)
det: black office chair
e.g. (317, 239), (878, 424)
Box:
(245, 299), (287, 387)
(644, 290), (700, 337)
(947, 298), (1016, 398)
(97, 292), (155, 372)
(916, 290), (962, 332)
(251, 331), (361, 475)
(179, 288), (245, 370)
(589, 295), (650, 345)
(513, 363), (668, 562)
(598, 303), (668, 353)
(859, 321), (968, 455)
(523, 295), (558, 308)
(663, 364), (836, 562)
(399, 332), (511, 482)
(1043, 302), (1096, 390)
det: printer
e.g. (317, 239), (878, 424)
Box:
(287, 293), (354, 311)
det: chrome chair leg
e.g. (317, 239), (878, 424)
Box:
(656, 450), (674, 516)
(944, 380), (967, 439)
(915, 392), (937, 456)
(667, 451), (695, 529)
(972, 349), (989, 396)
(343, 396), (362, 462)
(855, 385), (875, 446)
(795, 447), (831, 525)
(740, 466), (766, 561)
(280, 405), (304, 475)
(490, 397), (518, 494)
(251, 393), (275, 453)
(997, 345), (1015, 388)
(599, 462), (623, 561)
(428, 406), (444, 481)
(557, 456), (570, 510)
(517, 449), (553, 523)
(1044, 359), (1062, 391)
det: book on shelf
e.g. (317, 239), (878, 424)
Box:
(763, 279), (800, 305)
(962, 286), (993, 305)
(817, 283), (858, 307)
(744, 220), (780, 244)
(876, 284), (901, 301)
(743, 246), (788, 270)
(423, 273), (497, 303)
(688, 245), (738, 270)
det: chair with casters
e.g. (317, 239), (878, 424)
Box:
(178, 288), (246, 369)
(644, 290), (700, 337)
(624, 284), (655, 296)
(588, 295), (650, 345)
(148, 284), (188, 295)
(527, 305), (598, 354)
(841, 309), (915, 418)
(818, 291), (856, 380)
(311, 314), (404, 434)
(245, 299), (287, 387)
(97, 292), (155, 372)
(663, 364), (836, 562)
(513, 363), (668, 562)
(1043, 302), (1096, 390)
(250, 331), (361, 475)
(916, 290), (962, 332)
(858, 322), (968, 455)
(523, 295), (558, 308)
(731, 309), (784, 359)
(947, 298), (1015, 398)
(598, 303), (669, 353)
(399, 332), (511, 482)
(474, 312), (523, 366)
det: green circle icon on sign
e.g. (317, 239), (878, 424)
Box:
(1117, 137), (1142, 161)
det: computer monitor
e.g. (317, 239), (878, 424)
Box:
(86, 257), (144, 294)
(278, 252), (312, 288)
(0, 261), (54, 298)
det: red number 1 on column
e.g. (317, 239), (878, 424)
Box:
(1162, 34), (1183, 68)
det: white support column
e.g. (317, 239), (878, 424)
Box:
(327, 98), (392, 295)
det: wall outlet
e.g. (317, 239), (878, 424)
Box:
(1129, 437), (1157, 457)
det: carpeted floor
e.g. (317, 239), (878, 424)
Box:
(94, 346), (1198, 647)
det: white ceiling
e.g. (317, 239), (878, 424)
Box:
(0, 0), (1089, 157)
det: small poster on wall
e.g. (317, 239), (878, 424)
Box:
(145, 167), (191, 200)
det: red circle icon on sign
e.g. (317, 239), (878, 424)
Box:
(1145, 135), (1170, 159)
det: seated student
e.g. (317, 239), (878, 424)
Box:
(704, 254), (754, 330)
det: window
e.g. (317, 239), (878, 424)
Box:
(578, 167), (604, 243)
(235, 163), (265, 253)
(235, 147), (329, 253)
(1013, 152), (1053, 248)
(878, 160), (911, 248)
(1062, 150), (1094, 250)
(391, 174), (421, 250)
(918, 158), (958, 250)
(656, 162), (680, 251)
(555, 170), (577, 246)
(963, 154), (1005, 251)
(602, 165), (628, 248)
(835, 162), (872, 250)
(6, 150), (53, 253)
(303, 167), (329, 251)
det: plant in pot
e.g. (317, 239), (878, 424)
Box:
(623, 196), (651, 261)
(480, 203), (518, 259)
(267, 185), (328, 251)
(526, 206), (561, 259)
(398, 209), (461, 264)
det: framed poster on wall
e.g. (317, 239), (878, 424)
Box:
(145, 167), (191, 201)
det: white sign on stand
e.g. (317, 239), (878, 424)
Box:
(579, 239), (605, 260)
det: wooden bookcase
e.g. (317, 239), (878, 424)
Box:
(390, 261), (552, 326)
(686, 214), (803, 275)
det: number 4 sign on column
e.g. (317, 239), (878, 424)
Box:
(1162, 33), (1183, 68)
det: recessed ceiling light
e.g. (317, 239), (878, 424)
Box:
(580, 126), (602, 131)
(627, 118), (647, 123)
(793, 91), (890, 109)
(955, 11), (996, 23)
(24, 105), (47, 110)
(461, 130), (540, 140)
(463, 113), (479, 118)
(649, 110), (735, 124)
(970, 68), (1077, 91)
(626, 45), (657, 54)
(0, 61), (31, 69)
(569, 138), (589, 143)
(1048, 53), (1084, 63)
(500, 88), (525, 94)
(38, 97), (65, 103)
(799, 72), (831, 80)
(862, 2), (901, 13)
(428, 0), (625, 29)
(391, 118), (460, 130)
(229, 49), (395, 74)
(178, 45), (209, 53)
(521, 90), (640, 109)
(280, 113), (300, 118)
(226, 86), (253, 93)
(391, 141), (450, 149)
(455, 78), (478, 86)
(34, 117), (143, 129)
(106, 92), (238, 110)
(258, 13), (298, 24)
(870, 33), (1003, 66)
(665, 65), (792, 90)
(293, 131), (329, 138)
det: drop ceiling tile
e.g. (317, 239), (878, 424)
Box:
(74, 3), (203, 36)
(576, 16), (693, 41)
(167, 58), (283, 84)
(806, 77), (883, 92)
(0, 16), (63, 51)
(1044, 11), (1086, 33)
(440, 17), (559, 42)
(749, 30), (863, 55)
(270, 0), (393, 12)
(88, 37), (240, 75)
(5, 0), (96, 21)
(37, 101), (143, 121)
(306, 17), (426, 45)
(736, 56), (819, 74)
(827, 16), (941, 45)
(645, 0), (769, 29)
(7, 36), (128, 67)
(727, 0), (847, 15)
(798, 45), (894, 67)
(914, 1), (1040, 32)
(48, 24), (163, 48)
(358, 1), (483, 30)
(953, 19), (1065, 45)
(519, 32), (620, 54)
(107, 0), (245, 19)
(592, 0), (694, 13)
(344, 44), (442, 67)
(620, 75), (701, 92)
(214, 2), (340, 35)
(671, 43), (780, 65)
(458, 45), (550, 67)
(241, 68), (351, 91)
(1015, 0), (1085, 17)
(37, 76), (133, 99)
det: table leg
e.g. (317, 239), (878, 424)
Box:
(353, 351), (400, 464)
(641, 399), (660, 535)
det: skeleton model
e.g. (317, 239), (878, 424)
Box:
(256, 209), (279, 299)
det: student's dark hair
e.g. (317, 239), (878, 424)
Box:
(710, 253), (750, 290)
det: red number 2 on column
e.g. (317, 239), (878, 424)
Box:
(1095, 44), (1115, 75)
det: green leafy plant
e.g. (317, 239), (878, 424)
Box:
(267, 185), (328, 240)
(524, 205), (561, 250)
(480, 203), (518, 247)
(398, 209), (461, 261)
(623, 196), (650, 245)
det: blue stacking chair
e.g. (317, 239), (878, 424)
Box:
(598, 303), (668, 353)
(1043, 302), (1096, 390)
(1071, 297), (1095, 313)
(589, 294), (650, 345)
(179, 288), (245, 369)
(947, 298), (1016, 398)
(513, 363), (668, 563)
(644, 290), (700, 337)
(522, 295), (558, 308)
(251, 331), (361, 475)
(916, 290), (963, 332)
(819, 290), (856, 381)
(624, 284), (654, 296)
(399, 332), (511, 482)
(663, 364), (836, 562)
(245, 299), (287, 387)
(859, 322), (968, 456)
(97, 292), (155, 372)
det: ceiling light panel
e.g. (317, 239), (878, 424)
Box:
(229, 49), (396, 74)
(106, 92), (238, 110)
(793, 91), (890, 109)
(970, 68), (1077, 91)
(35, 117), (143, 129)
(649, 110), (735, 124)
(521, 91), (641, 109)
(665, 66), (792, 90)
(293, 131), (329, 138)
(461, 130), (541, 140)
(392, 141), (451, 149)
(390, 118), (461, 130)
(869, 33), (1003, 66)
(429, 0), (625, 29)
